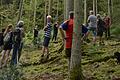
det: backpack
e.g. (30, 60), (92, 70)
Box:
(13, 28), (22, 43)
(3, 32), (11, 43)
(62, 20), (70, 31)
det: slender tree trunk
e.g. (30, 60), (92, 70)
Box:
(70, 0), (84, 79)
(64, 0), (66, 20)
(48, 0), (52, 15)
(33, 0), (37, 27)
(66, 0), (74, 19)
(44, 0), (47, 27)
(0, 0), (2, 27)
(56, 0), (59, 20)
(84, 0), (87, 24)
(28, 0), (32, 29)
(96, 0), (97, 15)
(18, 0), (24, 22)
(93, 0), (97, 16)
(108, 0), (112, 22)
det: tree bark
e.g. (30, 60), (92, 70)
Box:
(64, 0), (66, 20)
(96, 0), (97, 15)
(93, 0), (97, 16)
(70, 0), (84, 79)
(56, 0), (59, 20)
(33, 0), (37, 27)
(48, 0), (52, 15)
(18, 0), (24, 22)
(0, 0), (2, 27)
(44, 0), (47, 27)
(66, 0), (74, 19)
(108, 0), (112, 22)
(84, 0), (87, 24)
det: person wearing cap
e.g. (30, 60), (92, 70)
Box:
(87, 10), (97, 45)
(11, 20), (25, 65)
(41, 15), (52, 62)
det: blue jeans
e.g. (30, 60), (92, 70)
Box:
(11, 42), (23, 65)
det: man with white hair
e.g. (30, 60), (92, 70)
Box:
(87, 10), (97, 45)
(41, 15), (52, 62)
(11, 20), (25, 65)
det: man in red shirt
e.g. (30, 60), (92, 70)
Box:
(103, 13), (111, 39)
(59, 11), (74, 70)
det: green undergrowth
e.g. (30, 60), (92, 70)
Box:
(18, 37), (120, 80)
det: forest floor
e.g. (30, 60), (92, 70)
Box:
(20, 36), (120, 80)
(0, 36), (120, 80)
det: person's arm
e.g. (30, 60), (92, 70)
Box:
(43, 25), (48, 31)
(109, 17), (111, 26)
(87, 16), (90, 23)
(59, 27), (65, 40)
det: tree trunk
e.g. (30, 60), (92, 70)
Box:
(44, 0), (47, 27)
(70, 0), (84, 79)
(93, 0), (97, 16)
(66, 0), (74, 19)
(48, 0), (52, 15)
(18, 0), (24, 22)
(33, 0), (37, 27)
(108, 0), (112, 22)
(0, 0), (2, 27)
(84, 0), (87, 24)
(96, 0), (97, 15)
(64, 0), (66, 20)
(56, 0), (59, 20)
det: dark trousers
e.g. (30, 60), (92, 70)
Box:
(11, 42), (23, 65)
(52, 32), (58, 41)
(105, 27), (110, 38)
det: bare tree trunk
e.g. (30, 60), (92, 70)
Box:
(70, 0), (84, 79)
(48, 0), (52, 15)
(66, 0), (74, 19)
(84, 0), (87, 24)
(33, 0), (37, 27)
(18, 0), (24, 22)
(44, 0), (47, 27)
(96, 0), (97, 15)
(28, 0), (32, 29)
(56, 0), (59, 20)
(93, 0), (97, 16)
(64, 0), (66, 20)
(0, 0), (2, 27)
(108, 0), (113, 22)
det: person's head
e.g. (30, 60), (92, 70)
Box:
(35, 25), (38, 29)
(89, 10), (94, 15)
(69, 11), (74, 19)
(47, 15), (52, 23)
(97, 14), (101, 19)
(6, 24), (13, 32)
(17, 20), (24, 28)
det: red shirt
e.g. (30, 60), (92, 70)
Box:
(104, 16), (111, 28)
(65, 19), (74, 48)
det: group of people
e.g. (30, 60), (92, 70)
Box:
(87, 10), (111, 45)
(41, 10), (111, 69)
(0, 21), (25, 68)
(0, 10), (111, 68)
